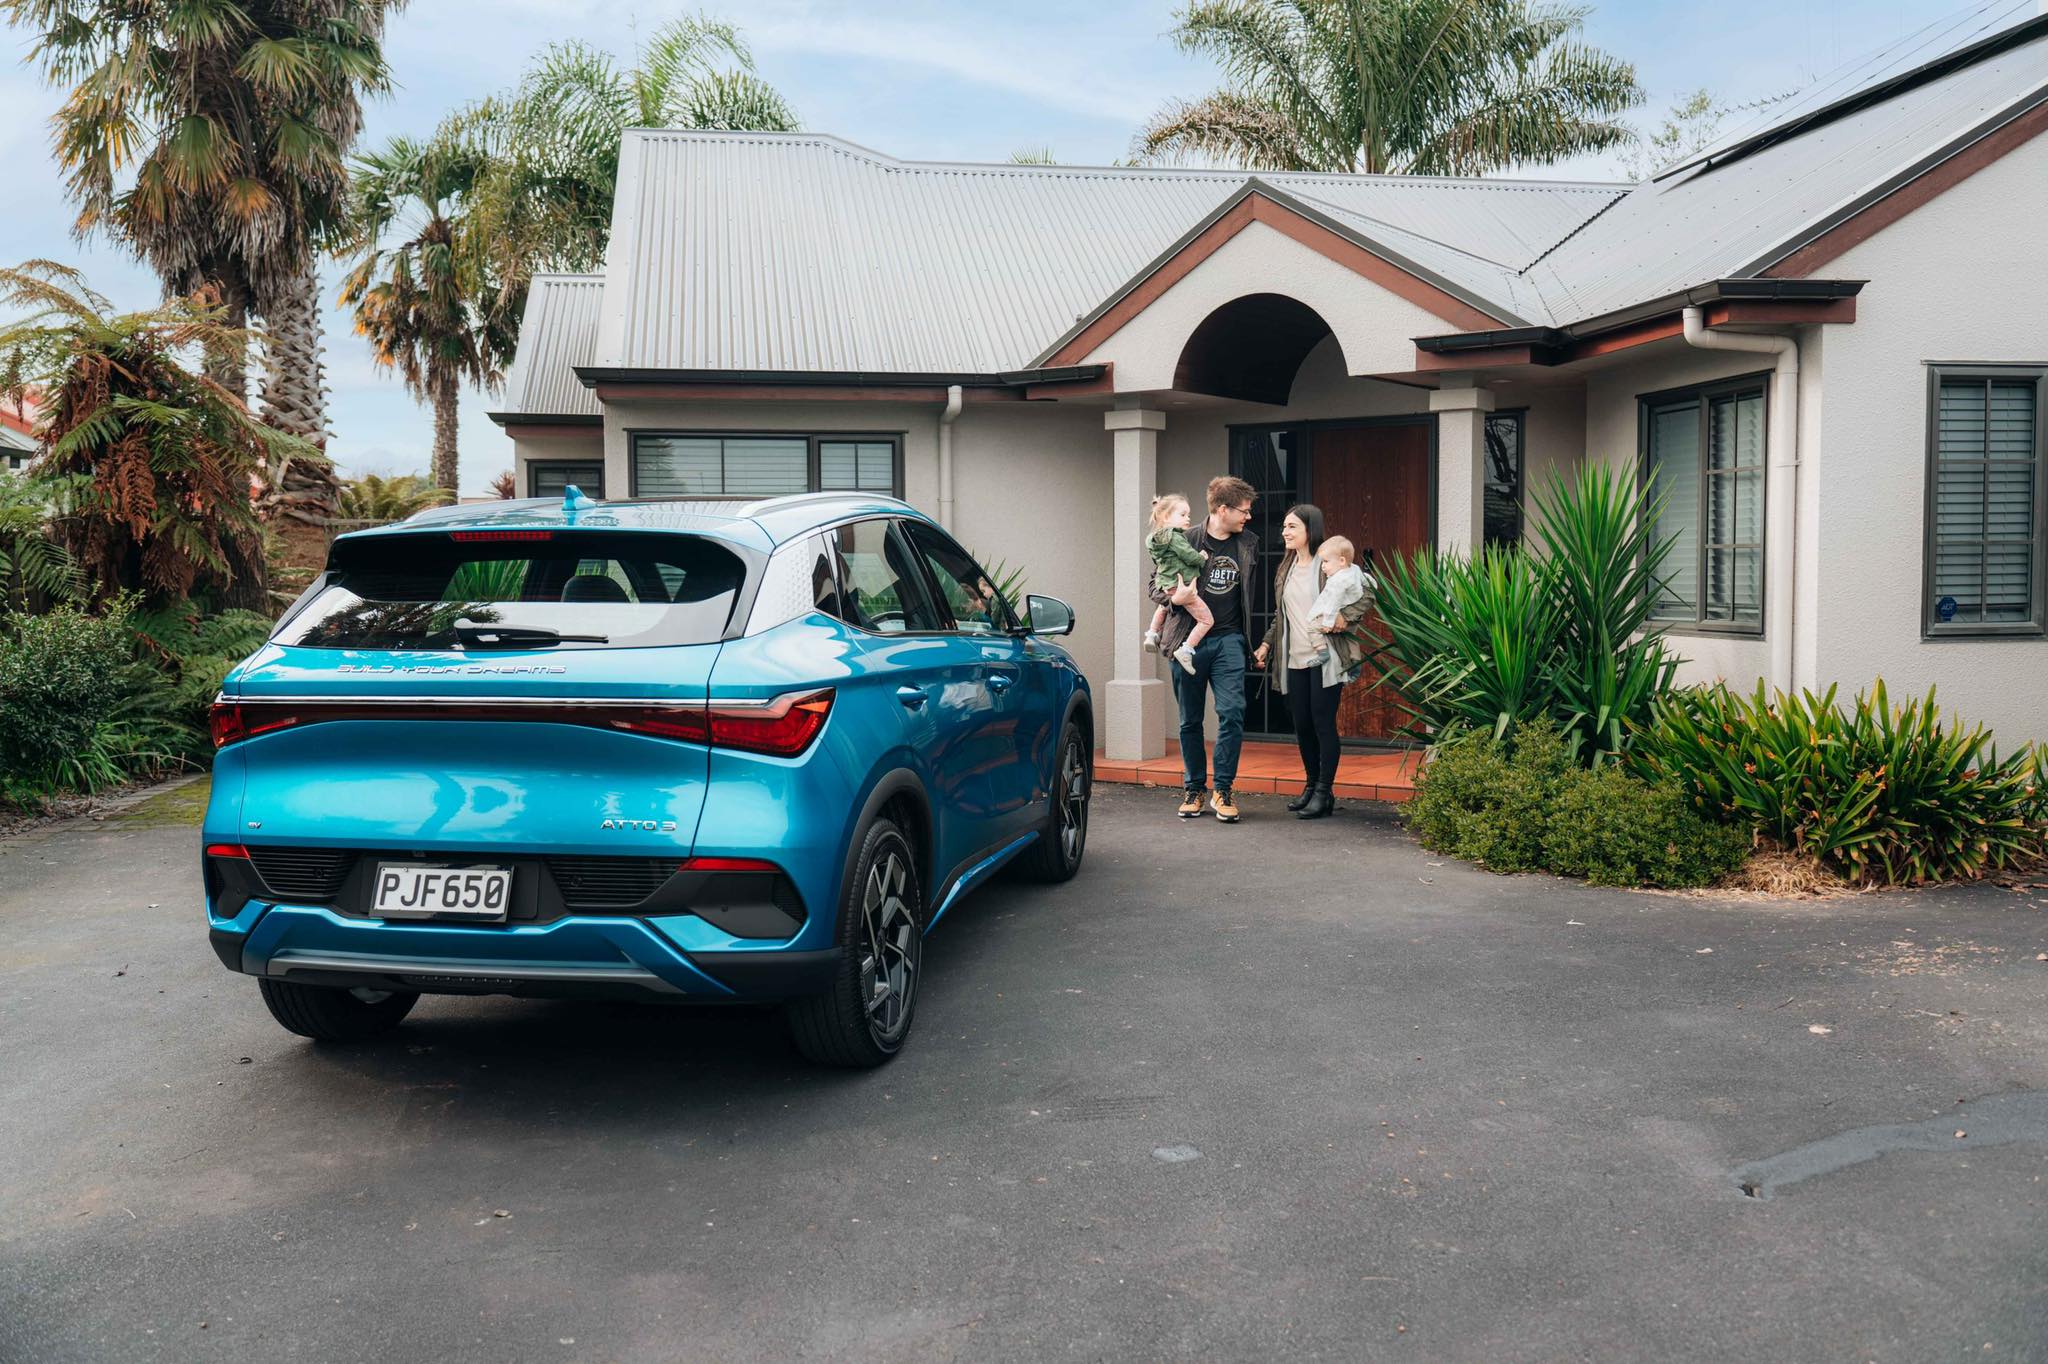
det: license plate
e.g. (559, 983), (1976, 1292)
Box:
(371, 864), (512, 920)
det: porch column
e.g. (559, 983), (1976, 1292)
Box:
(1430, 377), (1495, 554)
(1104, 407), (1168, 761)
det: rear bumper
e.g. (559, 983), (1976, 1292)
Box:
(211, 905), (839, 1001)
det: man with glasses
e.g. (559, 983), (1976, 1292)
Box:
(1148, 476), (1258, 823)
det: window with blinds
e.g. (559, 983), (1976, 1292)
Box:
(629, 433), (900, 499)
(1640, 376), (1767, 633)
(1925, 369), (2044, 635)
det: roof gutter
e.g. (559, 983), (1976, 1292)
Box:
(573, 364), (1106, 390)
(1414, 278), (1865, 355)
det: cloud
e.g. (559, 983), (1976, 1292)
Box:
(742, 6), (1170, 125)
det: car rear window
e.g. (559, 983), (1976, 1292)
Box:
(276, 531), (746, 650)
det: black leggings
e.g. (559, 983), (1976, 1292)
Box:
(1286, 666), (1343, 787)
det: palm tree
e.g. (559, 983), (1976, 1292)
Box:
(336, 472), (455, 522)
(453, 14), (797, 314)
(7, 0), (401, 523)
(1138, 0), (1642, 174)
(339, 137), (514, 493)
(0, 261), (314, 608)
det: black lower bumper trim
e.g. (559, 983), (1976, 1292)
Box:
(691, 948), (839, 998)
(209, 928), (246, 972)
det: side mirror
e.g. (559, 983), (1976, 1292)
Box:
(1025, 594), (1074, 637)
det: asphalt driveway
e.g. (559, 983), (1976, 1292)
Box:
(2, 780), (2044, 1362)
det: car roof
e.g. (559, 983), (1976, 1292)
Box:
(337, 492), (929, 553)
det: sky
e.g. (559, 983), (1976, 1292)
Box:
(0, 0), (2018, 493)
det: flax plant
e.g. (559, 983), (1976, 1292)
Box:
(1370, 464), (1678, 766)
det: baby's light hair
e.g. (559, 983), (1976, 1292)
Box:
(1149, 492), (1190, 531)
(1320, 534), (1355, 564)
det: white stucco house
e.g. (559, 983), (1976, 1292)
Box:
(491, 13), (2048, 756)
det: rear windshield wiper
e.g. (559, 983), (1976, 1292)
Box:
(452, 620), (608, 649)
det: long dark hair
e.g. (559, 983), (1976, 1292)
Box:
(1285, 503), (1325, 559)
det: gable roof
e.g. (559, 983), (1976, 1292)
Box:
(1520, 12), (2048, 323)
(589, 130), (1621, 375)
(496, 274), (604, 419)
(506, 10), (2048, 398)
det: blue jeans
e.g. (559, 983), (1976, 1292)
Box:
(1173, 632), (1247, 790)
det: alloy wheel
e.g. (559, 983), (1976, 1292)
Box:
(1057, 739), (1089, 864)
(859, 847), (919, 1044)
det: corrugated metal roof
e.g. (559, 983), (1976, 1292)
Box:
(499, 274), (604, 416)
(1523, 19), (2048, 323)
(504, 9), (2047, 393)
(590, 131), (1623, 372)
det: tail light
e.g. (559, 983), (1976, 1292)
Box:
(209, 689), (833, 758)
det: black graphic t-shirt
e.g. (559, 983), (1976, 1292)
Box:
(1195, 528), (1247, 637)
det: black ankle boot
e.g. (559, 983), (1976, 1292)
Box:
(1296, 784), (1334, 819)
(1285, 783), (1314, 812)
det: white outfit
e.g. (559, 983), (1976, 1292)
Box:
(1306, 564), (1369, 653)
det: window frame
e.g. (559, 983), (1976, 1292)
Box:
(527, 460), (606, 499)
(1482, 407), (1527, 549)
(1636, 371), (1771, 638)
(1921, 363), (2048, 639)
(627, 430), (904, 500)
(901, 519), (1021, 636)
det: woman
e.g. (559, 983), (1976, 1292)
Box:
(1252, 504), (1369, 820)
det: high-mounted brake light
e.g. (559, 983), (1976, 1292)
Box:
(449, 530), (554, 542)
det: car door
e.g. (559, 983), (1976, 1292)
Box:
(822, 518), (1002, 886)
(899, 521), (1051, 844)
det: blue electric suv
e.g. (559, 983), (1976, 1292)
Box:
(201, 491), (1092, 1067)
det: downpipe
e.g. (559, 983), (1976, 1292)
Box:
(937, 383), (964, 529)
(1679, 306), (1799, 696)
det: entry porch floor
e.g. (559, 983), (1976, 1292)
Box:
(1093, 740), (1419, 802)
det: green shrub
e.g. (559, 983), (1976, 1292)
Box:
(1372, 465), (1680, 766)
(1543, 766), (1751, 888)
(1633, 680), (2044, 885)
(1409, 719), (1744, 888)
(0, 600), (176, 805)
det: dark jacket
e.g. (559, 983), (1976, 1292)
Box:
(1146, 521), (1259, 655)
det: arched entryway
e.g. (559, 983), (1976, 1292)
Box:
(1172, 295), (1435, 743)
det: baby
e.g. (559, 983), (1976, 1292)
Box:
(1141, 492), (1211, 675)
(1307, 535), (1371, 672)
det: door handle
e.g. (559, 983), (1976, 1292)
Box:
(986, 673), (1014, 693)
(895, 685), (927, 708)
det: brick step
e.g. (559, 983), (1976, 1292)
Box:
(1093, 740), (1419, 803)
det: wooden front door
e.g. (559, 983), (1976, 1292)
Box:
(1307, 420), (1433, 741)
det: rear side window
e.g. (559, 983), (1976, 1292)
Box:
(277, 531), (745, 650)
(826, 520), (942, 634)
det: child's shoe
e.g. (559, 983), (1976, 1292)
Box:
(1142, 629), (1160, 653)
(1173, 644), (1198, 675)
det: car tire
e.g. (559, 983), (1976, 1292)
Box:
(785, 818), (924, 1068)
(258, 977), (419, 1042)
(1009, 720), (1090, 884)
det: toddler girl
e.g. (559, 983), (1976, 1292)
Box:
(1142, 493), (1211, 675)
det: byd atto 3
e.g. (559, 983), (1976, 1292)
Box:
(202, 491), (1091, 1067)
